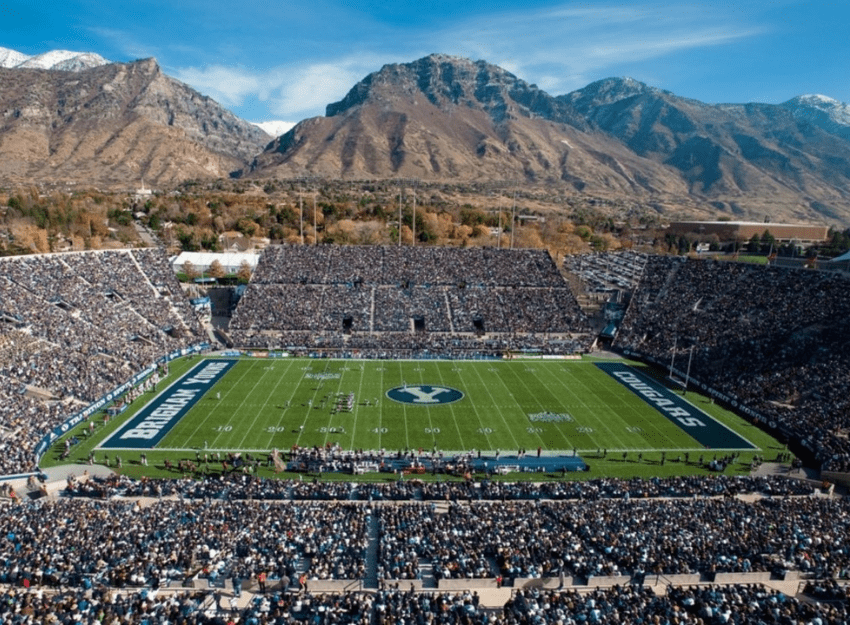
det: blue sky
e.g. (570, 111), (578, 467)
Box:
(2, 0), (848, 127)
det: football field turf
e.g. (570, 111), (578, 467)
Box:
(99, 356), (758, 455)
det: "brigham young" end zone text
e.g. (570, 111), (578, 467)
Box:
(101, 360), (237, 449)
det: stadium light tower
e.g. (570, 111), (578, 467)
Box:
(510, 189), (517, 249)
(299, 191), (304, 246)
(411, 180), (417, 246)
(398, 181), (403, 247)
(487, 206), (503, 248)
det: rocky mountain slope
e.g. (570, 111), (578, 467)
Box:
(781, 94), (850, 143)
(0, 57), (270, 187)
(558, 78), (850, 221)
(1, 49), (848, 224)
(247, 54), (850, 224)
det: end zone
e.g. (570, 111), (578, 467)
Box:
(100, 359), (237, 449)
(595, 362), (756, 450)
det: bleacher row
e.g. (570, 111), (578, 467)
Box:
(563, 250), (648, 293)
(251, 246), (567, 287)
(0, 583), (846, 624)
(615, 256), (850, 472)
(2, 492), (848, 590)
(231, 246), (593, 355)
(0, 249), (205, 474)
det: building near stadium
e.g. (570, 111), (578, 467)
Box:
(666, 221), (829, 244)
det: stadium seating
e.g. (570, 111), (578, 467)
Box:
(0, 246), (848, 621)
(230, 245), (593, 355)
(0, 249), (205, 473)
(615, 256), (850, 472)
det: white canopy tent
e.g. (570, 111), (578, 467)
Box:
(170, 251), (260, 275)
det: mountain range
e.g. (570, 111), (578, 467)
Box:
(1, 49), (849, 224)
(249, 55), (850, 223)
(0, 53), (270, 187)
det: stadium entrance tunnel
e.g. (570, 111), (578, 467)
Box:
(412, 316), (425, 333)
(342, 316), (353, 333)
(473, 317), (485, 334)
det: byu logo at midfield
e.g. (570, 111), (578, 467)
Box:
(387, 385), (464, 405)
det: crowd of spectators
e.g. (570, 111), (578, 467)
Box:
(563, 251), (648, 294)
(230, 245), (592, 356)
(250, 246), (567, 288)
(232, 330), (590, 359)
(0, 499), (368, 590)
(374, 497), (850, 581)
(2, 247), (850, 619)
(62, 469), (816, 502)
(504, 584), (849, 624)
(614, 256), (850, 472)
(0, 249), (205, 475)
(2, 483), (846, 592)
(0, 583), (845, 625)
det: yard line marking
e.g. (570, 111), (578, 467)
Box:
(268, 359), (298, 433)
(212, 361), (273, 448)
(181, 359), (258, 447)
(468, 362), (519, 450)
(243, 358), (297, 448)
(562, 360), (646, 449)
(433, 360), (466, 451)
(319, 365), (347, 448)
(235, 359), (292, 449)
(499, 362), (572, 449)
(296, 363), (338, 447)
(539, 362), (631, 450)
(417, 363), (440, 448)
(349, 362), (366, 450)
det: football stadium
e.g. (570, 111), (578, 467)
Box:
(0, 245), (848, 621)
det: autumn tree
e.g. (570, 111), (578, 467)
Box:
(237, 260), (252, 283)
(182, 260), (199, 281)
(208, 259), (225, 279)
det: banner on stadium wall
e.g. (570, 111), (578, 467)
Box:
(33, 343), (210, 464)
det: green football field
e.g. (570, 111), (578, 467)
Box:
(97, 356), (761, 455)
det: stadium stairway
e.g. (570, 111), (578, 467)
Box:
(363, 510), (380, 589)
(418, 560), (438, 590)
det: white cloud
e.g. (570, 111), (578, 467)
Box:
(87, 27), (158, 62)
(174, 65), (264, 107)
(432, 2), (766, 95)
(268, 61), (370, 119)
(169, 2), (767, 121)
(174, 55), (383, 121)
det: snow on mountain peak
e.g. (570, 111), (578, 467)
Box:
(0, 46), (29, 68)
(783, 93), (850, 128)
(797, 94), (839, 106)
(251, 120), (296, 138)
(0, 46), (109, 71)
